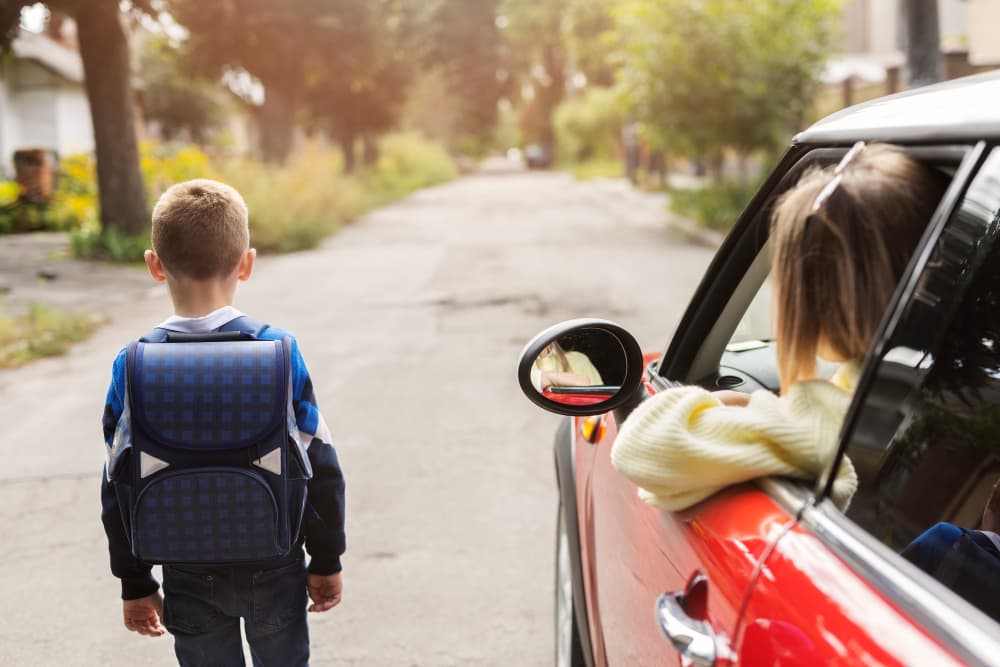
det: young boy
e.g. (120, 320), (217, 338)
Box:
(100, 179), (346, 666)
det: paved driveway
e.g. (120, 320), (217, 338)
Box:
(0, 171), (715, 666)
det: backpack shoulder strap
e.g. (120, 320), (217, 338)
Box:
(217, 315), (269, 339)
(139, 328), (169, 343)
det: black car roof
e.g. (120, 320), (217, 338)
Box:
(795, 69), (1000, 146)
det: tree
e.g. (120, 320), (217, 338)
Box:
(138, 34), (227, 143)
(1, 1), (149, 235)
(903, 0), (943, 88)
(501, 0), (567, 154)
(615, 0), (839, 168)
(169, 0), (368, 163)
(425, 0), (508, 153)
(564, 0), (617, 88)
(303, 0), (413, 172)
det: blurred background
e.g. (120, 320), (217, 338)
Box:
(1, 3), (1000, 665)
(0, 0), (998, 273)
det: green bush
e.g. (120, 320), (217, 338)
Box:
(669, 179), (760, 232)
(8, 135), (457, 257)
(554, 87), (623, 164)
(220, 147), (361, 254)
(569, 158), (624, 181)
(359, 133), (458, 208)
(70, 227), (150, 263)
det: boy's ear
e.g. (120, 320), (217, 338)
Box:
(237, 248), (256, 282)
(144, 250), (168, 283)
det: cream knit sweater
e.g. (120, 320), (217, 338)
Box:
(610, 363), (860, 511)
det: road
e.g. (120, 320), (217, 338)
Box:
(0, 169), (715, 666)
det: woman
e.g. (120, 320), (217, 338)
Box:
(611, 143), (948, 511)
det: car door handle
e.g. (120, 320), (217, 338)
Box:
(655, 591), (719, 667)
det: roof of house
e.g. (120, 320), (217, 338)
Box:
(10, 29), (84, 84)
(797, 69), (1000, 145)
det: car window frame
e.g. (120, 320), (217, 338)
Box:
(794, 143), (1000, 664)
(819, 141), (989, 499)
(655, 143), (971, 390)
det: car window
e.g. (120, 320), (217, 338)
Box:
(842, 149), (1000, 624)
(730, 274), (772, 345)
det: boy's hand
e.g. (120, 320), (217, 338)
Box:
(122, 592), (166, 637)
(307, 572), (343, 612)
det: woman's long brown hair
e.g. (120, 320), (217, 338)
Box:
(770, 144), (948, 388)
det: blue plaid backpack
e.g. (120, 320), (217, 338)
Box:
(107, 317), (312, 565)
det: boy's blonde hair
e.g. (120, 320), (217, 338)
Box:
(770, 144), (947, 388)
(151, 179), (249, 280)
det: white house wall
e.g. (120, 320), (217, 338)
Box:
(54, 84), (93, 157)
(0, 70), (12, 176)
(0, 58), (94, 175)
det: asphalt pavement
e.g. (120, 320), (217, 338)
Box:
(0, 169), (715, 666)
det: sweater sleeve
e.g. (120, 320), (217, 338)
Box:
(286, 337), (346, 575)
(100, 349), (160, 600)
(610, 378), (858, 511)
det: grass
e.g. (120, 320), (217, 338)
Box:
(0, 303), (105, 369)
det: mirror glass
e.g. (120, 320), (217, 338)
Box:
(531, 328), (628, 406)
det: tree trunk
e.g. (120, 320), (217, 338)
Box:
(258, 72), (302, 164)
(75, 2), (148, 235)
(537, 42), (565, 157)
(362, 133), (379, 167)
(339, 130), (356, 174)
(903, 0), (943, 88)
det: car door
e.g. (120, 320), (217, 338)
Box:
(736, 144), (1000, 666)
(585, 141), (995, 665)
(584, 145), (825, 665)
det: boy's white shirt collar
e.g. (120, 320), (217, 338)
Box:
(157, 305), (245, 333)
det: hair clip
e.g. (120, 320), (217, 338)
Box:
(811, 141), (867, 213)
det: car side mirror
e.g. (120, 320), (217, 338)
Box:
(517, 318), (647, 417)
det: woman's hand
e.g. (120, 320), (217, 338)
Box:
(540, 371), (593, 390)
(713, 390), (750, 407)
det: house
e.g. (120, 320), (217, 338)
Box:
(0, 27), (93, 177)
(820, 0), (1000, 114)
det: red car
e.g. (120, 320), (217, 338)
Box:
(518, 72), (1000, 667)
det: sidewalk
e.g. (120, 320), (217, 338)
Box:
(0, 232), (158, 317)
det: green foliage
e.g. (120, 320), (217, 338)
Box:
(139, 141), (218, 205)
(615, 0), (840, 158)
(137, 34), (227, 142)
(169, 0), (375, 162)
(0, 154), (97, 234)
(0, 302), (104, 369)
(219, 147), (359, 254)
(425, 0), (508, 148)
(669, 179), (761, 232)
(564, 0), (619, 87)
(70, 227), (150, 263)
(568, 159), (624, 181)
(359, 133), (458, 207)
(554, 87), (623, 163)
(501, 0), (568, 149)
(0, 143), (214, 249)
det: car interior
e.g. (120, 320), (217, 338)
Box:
(672, 145), (967, 398)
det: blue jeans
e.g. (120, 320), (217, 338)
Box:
(162, 554), (309, 667)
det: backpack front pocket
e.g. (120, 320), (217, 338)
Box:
(133, 468), (282, 564)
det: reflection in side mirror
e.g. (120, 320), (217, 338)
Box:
(518, 319), (646, 417)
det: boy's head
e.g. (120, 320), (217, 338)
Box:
(150, 179), (250, 281)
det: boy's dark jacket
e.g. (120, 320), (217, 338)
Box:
(100, 316), (346, 599)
